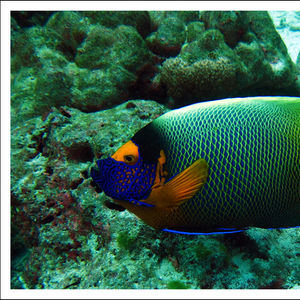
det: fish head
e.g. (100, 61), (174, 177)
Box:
(90, 140), (157, 203)
(91, 122), (208, 210)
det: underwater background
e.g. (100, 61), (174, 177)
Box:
(10, 10), (300, 290)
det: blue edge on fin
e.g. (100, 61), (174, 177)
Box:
(128, 199), (154, 207)
(125, 200), (300, 235)
(162, 226), (300, 235)
(126, 200), (300, 235)
(125, 199), (300, 235)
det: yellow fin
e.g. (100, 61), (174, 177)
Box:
(144, 159), (209, 209)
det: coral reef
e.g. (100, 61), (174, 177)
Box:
(75, 24), (150, 72)
(10, 11), (300, 290)
(186, 21), (206, 43)
(46, 11), (89, 61)
(11, 11), (54, 28)
(81, 11), (152, 38)
(200, 11), (249, 48)
(146, 17), (186, 57)
(148, 11), (199, 30)
(160, 30), (244, 103)
(11, 100), (168, 289)
(11, 11), (154, 124)
(160, 11), (299, 105)
(11, 11), (299, 124)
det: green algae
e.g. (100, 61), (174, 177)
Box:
(186, 21), (206, 43)
(116, 231), (137, 252)
(167, 280), (189, 289)
(146, 16), (186, 57)
(194, 241), (213, 260)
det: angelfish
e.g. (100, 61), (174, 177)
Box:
(91, 97), (300, 235)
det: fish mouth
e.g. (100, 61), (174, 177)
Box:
(90, 166), (103, 185)
(90, 157), (155, 201)
(90, 158), (111, 188)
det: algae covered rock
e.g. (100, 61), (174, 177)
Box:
(75, 24), (150, 72)
(148, 11), (199, 30)
(68, 63), (136, 112)
(11, 26), (60, 72)
(161, 29), (246, 102)
(146, 17), (186, 57)
(11, 11), (89, 69)
(200, 11), (249, 48)
(34, 65), (73, 106)
(11, 100), (169, 288)
(11, 11), (54, 28)
(186, 21), (206, 42)
(72, 24), (152, 111)
(74, 25), (116, 69)
(11, 12), (154, 118)
(45, 11), (89, 60)
(246, 12), (297, 87)
(11, 49), (72, 123)
(146, 11), (201, 57)
(11, 10), (299, 121)
(160, 11), (298, 105)
(82, 11), (152, 38)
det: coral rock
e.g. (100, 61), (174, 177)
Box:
(46, 11), (89, 60)
(160, 12), (298, 105)
(146, 17), (186, 57)
(82, 11), (151, 38)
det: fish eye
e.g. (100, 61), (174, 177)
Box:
(124, 155), (137, 165)
(124, 155), (134, 162)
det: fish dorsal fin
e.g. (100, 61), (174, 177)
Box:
(144, 159), (209, 209)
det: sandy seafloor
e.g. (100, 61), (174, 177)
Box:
(269, 11), (300, 62)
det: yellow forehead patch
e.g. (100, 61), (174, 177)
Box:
(111, 140), (139, 165)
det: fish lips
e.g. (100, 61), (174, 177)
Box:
(90, 166), (103, 186)
(90, 157), (114, 188)
(91, 157), (132, 200)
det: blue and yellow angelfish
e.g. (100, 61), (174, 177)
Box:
(91, 97), (300, 235)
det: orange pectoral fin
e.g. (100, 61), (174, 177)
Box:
(145, 158), (209, 209)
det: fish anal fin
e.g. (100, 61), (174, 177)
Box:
(146, 158), (209, 209)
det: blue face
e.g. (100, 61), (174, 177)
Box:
(90, 156), (157, 202)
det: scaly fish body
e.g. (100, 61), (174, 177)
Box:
(91, 97), (300, 234)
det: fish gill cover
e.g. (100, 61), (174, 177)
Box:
(10, 11), (300, 289)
